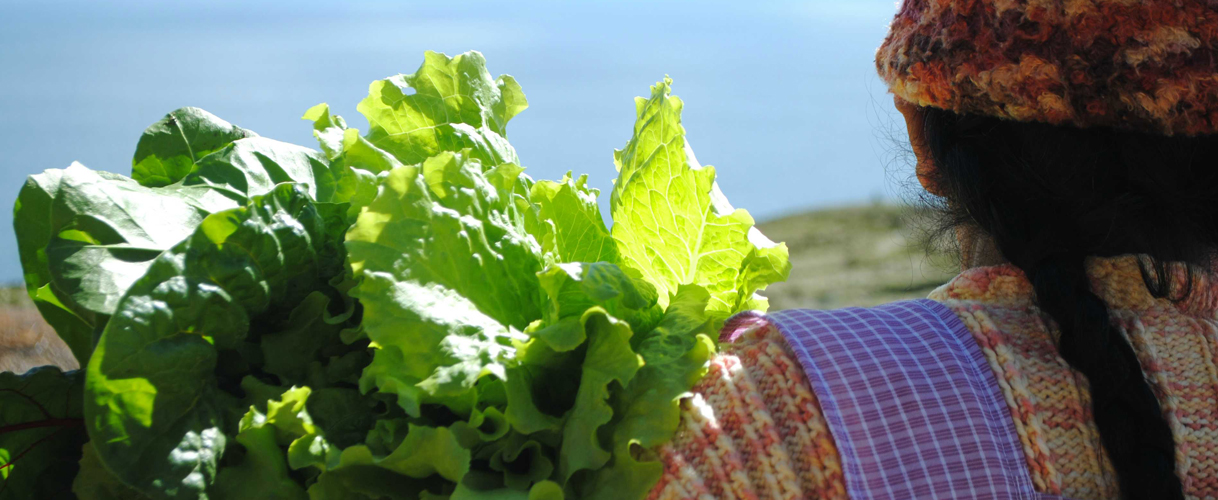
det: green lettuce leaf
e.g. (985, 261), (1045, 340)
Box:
(347, 151), (544, 417)
(609, 78), (790, 321)
(554, 309), (640, 482)
(301, 104), (401, 219)
(84, 184), (351, 499)
(450, 480), (563, 500)
(582, 286), (714, 500)
(357, 51), (527, 167)
(132, 107), (257, 188)
(530, 174), (618, 264)
(304, 422), (470, 499)
(0, 367), (86, 500)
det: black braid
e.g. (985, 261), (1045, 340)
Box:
(1026, 256), (1182, 499)
(916, 107), (1218, 499)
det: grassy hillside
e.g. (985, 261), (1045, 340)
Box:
(757, 203), (958, 310)
(0, 203), (960, 372)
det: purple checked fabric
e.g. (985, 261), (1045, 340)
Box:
(738, 300), (1068, 500)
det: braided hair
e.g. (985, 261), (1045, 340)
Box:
(918, 107), (1218, 499)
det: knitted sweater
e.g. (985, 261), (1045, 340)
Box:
(649, 256), (1218, 500)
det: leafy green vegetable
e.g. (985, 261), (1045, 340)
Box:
(14, 112), (344, 367)
(74, 442), (148, 500)
(348, 151), (543, 419)
(531, 175), (619, 265)
(358, 51), (527, 167)
(610, 78), (790, 322)
(14, 169), (104, 364)
(0, 366), (86, 500)
(84, 185), (357, 499)
(11, 50), (790, 500)
(132, 107), (257, 188)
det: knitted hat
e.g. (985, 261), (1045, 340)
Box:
(877, 0), (1218, 136)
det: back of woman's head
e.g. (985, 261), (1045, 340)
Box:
(920, 107), (1218, 499)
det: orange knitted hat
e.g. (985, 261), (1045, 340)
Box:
(877, 0), (1218, 136)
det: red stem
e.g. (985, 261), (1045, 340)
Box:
(0, 417), (82, 437)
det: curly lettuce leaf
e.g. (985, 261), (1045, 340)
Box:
(84, 185), (350, 499)
(530, 174), (618, 264)
(535, 262), (659, 330)
(0, 367), (86, 500)
(553, 309), (640, 482)
(582, 286), (714, 500)
(450, 480), (563, 500)
(346, 151), (544, 417)
(302, 104), (401, 219)
(357, 51), (527, 167)
(609, 78), (790, 321)
(303, 421), (470, 499)
(132, 107), (257, 188)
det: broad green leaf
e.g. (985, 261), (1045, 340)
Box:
(17, 133), (342, 364)
(13, 166), (193, 364)
(84, 185), (350, 500)
(609, 78), (790, 321)
(45, 164), (208, 327)
(132, 107), (256, 187)
(74, 442), (150, 500)
(347, 151), (544, 417)
(175, 137), (338, 210)
(357, 51), (526, 167)
(530, 174), (617, 264)
(0, 367), (86, 500)
(12, 165), (94, 362)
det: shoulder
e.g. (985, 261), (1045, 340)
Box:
(650, 313), (847, 500)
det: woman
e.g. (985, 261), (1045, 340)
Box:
(650, 1), (1218, 499)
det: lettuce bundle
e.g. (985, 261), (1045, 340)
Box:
(1, 51), (789, 500)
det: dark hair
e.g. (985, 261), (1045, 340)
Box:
(918, 107), (1218, 499)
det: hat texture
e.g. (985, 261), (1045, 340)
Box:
(877, 0), (1218, 136)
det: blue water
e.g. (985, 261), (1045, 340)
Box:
(0, 0), (909, 284)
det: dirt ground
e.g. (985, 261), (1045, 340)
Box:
(0, 291), (77, 373)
